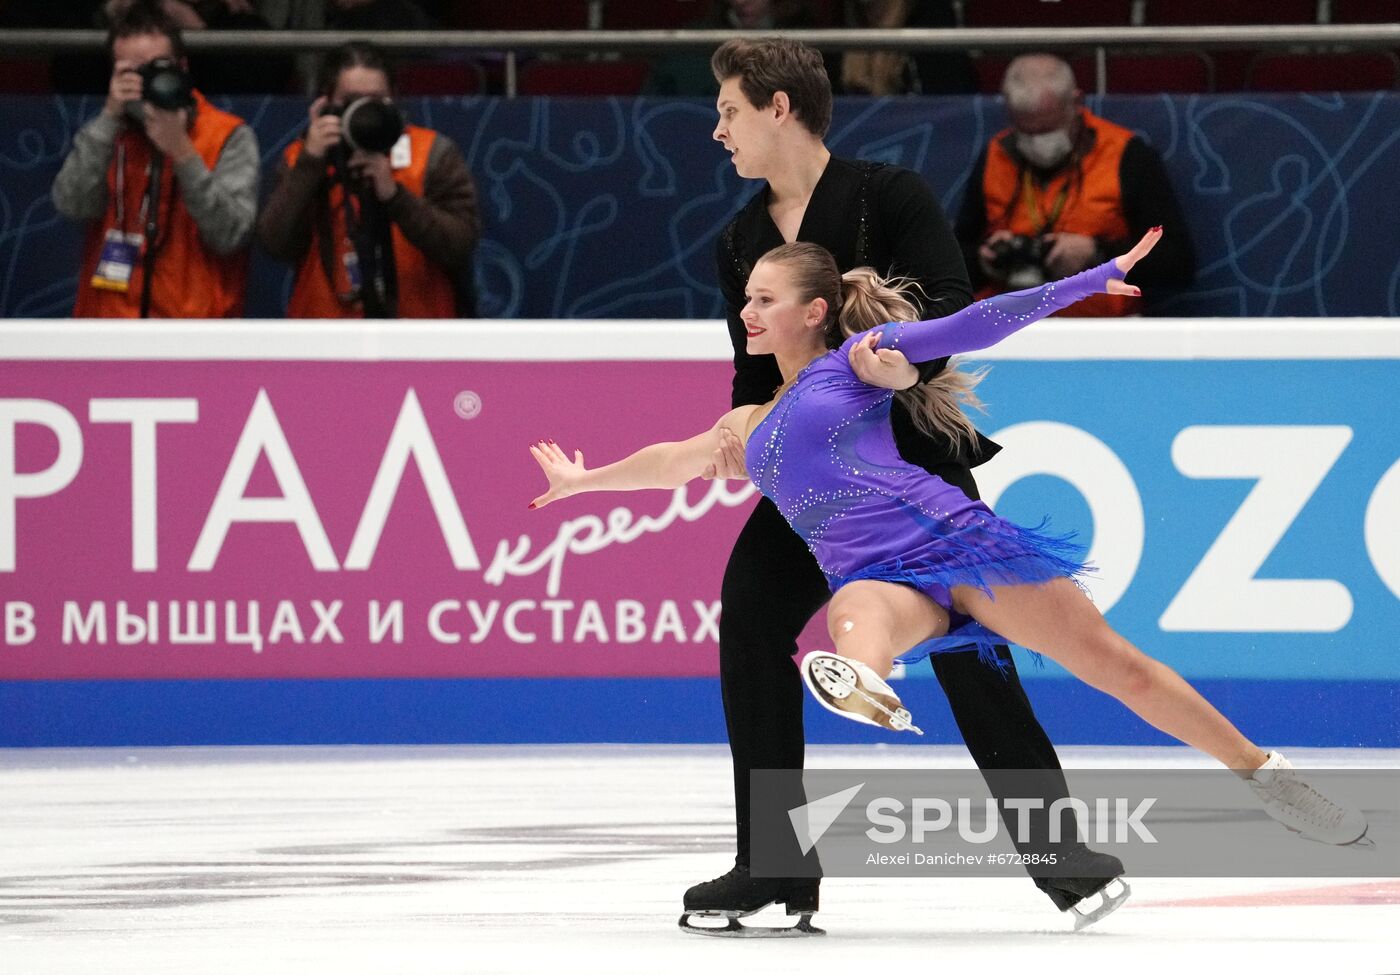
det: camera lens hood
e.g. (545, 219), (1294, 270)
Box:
(341, 97), (405, 155)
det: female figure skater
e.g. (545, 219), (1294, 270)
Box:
(528, 229), (1366, 848)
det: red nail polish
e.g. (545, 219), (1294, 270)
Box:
(1153, 225), (1162, 232)
(528, 502), (536, 509)
(1133, 288), (1142, 296)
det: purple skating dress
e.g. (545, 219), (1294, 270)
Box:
(745, 261), (1120, 666)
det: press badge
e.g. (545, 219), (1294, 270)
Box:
(389, 133), (411, 170)
(91, 229), (144, 292)
(342, 248), (362, 293)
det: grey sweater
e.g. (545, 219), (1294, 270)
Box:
(51, 109), (259, 256)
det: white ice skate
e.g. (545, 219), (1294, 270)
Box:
(1248, 751), (1369, 845)
(801, 651), (923, 735)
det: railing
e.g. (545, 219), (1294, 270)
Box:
(5, 25), (1400, 95)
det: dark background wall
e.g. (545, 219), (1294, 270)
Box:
(3, 91), (1397, 319)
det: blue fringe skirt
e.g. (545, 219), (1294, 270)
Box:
(828, 516), (1092, 672)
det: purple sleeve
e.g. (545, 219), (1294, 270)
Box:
(865, 260), (1122, 361)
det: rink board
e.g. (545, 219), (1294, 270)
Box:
(1, 320), (1397, 745)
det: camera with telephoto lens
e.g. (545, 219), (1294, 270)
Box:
(319, 97), (405, 155)
(137, 58), (194, 111)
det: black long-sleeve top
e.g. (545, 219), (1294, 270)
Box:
(717, 155), (997, 471)
(955, 132), (1196, 295)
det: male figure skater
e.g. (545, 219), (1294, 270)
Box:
(681, 37), (1125, 936)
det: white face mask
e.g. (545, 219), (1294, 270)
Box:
(1016, 128), (1074, 169)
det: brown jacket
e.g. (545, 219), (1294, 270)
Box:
(257, 124), (479, 317)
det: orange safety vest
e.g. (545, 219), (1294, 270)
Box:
(74, 90), (249, 319)
(283, 125), (457, 319)
(981, 109), (1137, 317)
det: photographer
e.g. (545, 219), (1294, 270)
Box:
(955, 53), (1194, 316)
(51, 3), (258, 318)
(256, 42), (480, 319)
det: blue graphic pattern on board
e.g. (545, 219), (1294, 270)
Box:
(2, 93), (1398, 318)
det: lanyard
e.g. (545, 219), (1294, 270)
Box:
(1020, 168), (1071, 236)
(113, 141), (158, 236)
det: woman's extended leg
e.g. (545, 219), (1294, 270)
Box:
(826, 579), (950, 673)
(804, 580), (950, 731)
(952, 578), (1265, 769)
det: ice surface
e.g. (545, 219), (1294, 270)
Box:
(2, 745), (1396, 975)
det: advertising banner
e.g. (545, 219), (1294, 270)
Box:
(2, 331), (752, 680)
(2, 320), (1397, 744)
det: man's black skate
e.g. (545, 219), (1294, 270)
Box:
(679, 863), (823, 937)
(1035, 848), (1131, 931)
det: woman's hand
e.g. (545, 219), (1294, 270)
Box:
(849, 332), (919, 390)
(348, 149), (399, 202)
(304, 96), (343, 160)
(528, 439), (586, 509)
(1106, 226), (1162, 296)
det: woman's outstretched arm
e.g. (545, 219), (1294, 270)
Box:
(858, 228), (1161, 364)
(528, 405), (758, 509)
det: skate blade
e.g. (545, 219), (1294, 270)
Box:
(844, 687), (924, 736)
(810, 659), (923, 735)
(1284, 821), (1373, 848)
(679, 911), (825, 937)
(1070, 878), (1131, 932)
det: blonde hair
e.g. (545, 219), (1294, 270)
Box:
(757, 243), (987, 450)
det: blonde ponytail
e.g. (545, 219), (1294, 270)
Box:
(754, 243), (988, 451)
(836, 268), (988, 451)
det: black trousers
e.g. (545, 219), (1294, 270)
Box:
(720, 467), (1073, 883)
